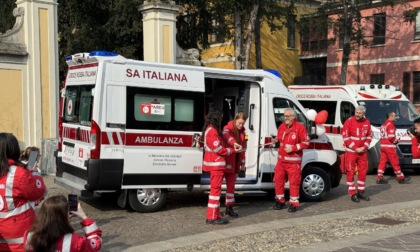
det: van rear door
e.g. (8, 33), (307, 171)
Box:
(61, 64), (98, 170)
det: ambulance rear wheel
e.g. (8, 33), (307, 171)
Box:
(300, 166), (331, 202)
(128, 188), (167, 213)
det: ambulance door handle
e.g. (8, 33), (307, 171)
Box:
(249, 104), (255, 130)
(77, 127), (81, 140)
(107, 123), (126, 129)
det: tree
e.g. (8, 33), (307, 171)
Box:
(314, 0), (416, 85)
(57, 0), (143, 81)
(175, 0), (318, 69)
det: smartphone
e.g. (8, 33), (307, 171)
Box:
(68, 194), (78, 212)
(27, 150), (39, 170)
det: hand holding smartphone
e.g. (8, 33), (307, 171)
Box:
(68, 194), (78, 212)
(27, 150), (39, 170)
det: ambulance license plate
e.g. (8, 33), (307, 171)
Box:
(412, 159), (420, 164)
(64, 145), (75, 156)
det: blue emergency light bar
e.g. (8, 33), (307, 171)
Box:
(264, 69), (282, 78)
(89, 51), (119, 57)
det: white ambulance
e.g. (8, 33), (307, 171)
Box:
(55, 51), (341, 213)
(289, 84), (420, 173)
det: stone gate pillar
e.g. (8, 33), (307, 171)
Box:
(138, 0), (181, 63)
(0, 0), (58, 147)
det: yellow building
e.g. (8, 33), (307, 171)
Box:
(200, 3), (319, 86)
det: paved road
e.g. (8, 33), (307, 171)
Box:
(44, 169), (420, 251)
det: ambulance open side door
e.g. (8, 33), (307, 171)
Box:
(240, 83), (261, 184)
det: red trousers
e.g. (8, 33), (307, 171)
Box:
(377, 148), (404, 180)
(206, 170), (224, 220)
(345, 151), (368, 195)
(274, 162), (301, 207)
(224, 172), (236, 206)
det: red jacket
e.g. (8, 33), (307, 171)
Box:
(380, 119), (397, 148)
(342, 116), (372, 152)
(222, 121), (246, 173)
(276, 121), (310, 163)
(203, 124), (236, 172)
(0, 160), (46, 252)
(411, 136), (420, 158)
(24, 218), (102, 252)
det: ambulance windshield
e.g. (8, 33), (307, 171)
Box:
(359, 100), (419, 127)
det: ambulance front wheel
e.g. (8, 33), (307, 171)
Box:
(128, 188), (167, 213)
(300, 166), (331, 202)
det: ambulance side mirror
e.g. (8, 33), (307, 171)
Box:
(309, 134), (318, 140)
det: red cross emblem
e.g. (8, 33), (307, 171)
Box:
(67, 100), (73, 115)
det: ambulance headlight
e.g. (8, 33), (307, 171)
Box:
(370, 84), (375, 89)
(360, 86), (365, 91)
(385, 85), (390, 89)
(378, 84), (382, 89)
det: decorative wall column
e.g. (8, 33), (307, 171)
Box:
(138, 0), (181, 63)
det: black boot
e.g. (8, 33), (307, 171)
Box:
(206, 218), (229, 225)
(225, 206), (238, 217)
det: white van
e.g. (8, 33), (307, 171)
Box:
(289, 84), (420, 173)
(55, 51), (341, 212)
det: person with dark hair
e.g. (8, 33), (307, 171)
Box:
(0, 132), (46, 252)
(408, 117), (420, 158)
(377, 112), (410, 184)
(19, 146), (41, 172)
(202, 109), (238, 225)
(24, 195), (102, 252)
(342, 106), (372, 202)
(222, 112), (248, 217)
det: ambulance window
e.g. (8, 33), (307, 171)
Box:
(175, 99), (194, 122)
(126, 87), (204, 131)
(272, 98), (307, 128)
(299, 101), (336, 125)
(79, 90), (92, 126)
(340, 102), (355, 124)
(63, 85), (94, 125)
(134, 94), (172, 122)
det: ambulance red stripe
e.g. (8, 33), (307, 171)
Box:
(99, 133), (196, 147)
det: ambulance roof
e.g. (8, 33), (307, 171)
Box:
(289, 84), (405, 100)
(66, 51), (288, 94)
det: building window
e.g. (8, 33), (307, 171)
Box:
(415, 9), (420, 40)
(300, 17), (328, 52)
(287, 16), (296, 49)
(373, 13), (386, 45)
(403, 72), (411, 100)
(209, 20), (225, 44)
(370, 74), (385, 84)
(414, 72), (420, 104)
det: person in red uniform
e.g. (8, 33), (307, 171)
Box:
(203, 109), (238, 224)
(408, 118), (420, 158)
(0, 132), (46, 252)
(271, 108), (310, 213)
(377, 112), (410, 184)
(24, 195), (102, 252)
(222, 112), (247, 217)
(342, 106), (372, 202)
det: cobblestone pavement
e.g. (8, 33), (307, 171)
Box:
(44, 169), (420, 251)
